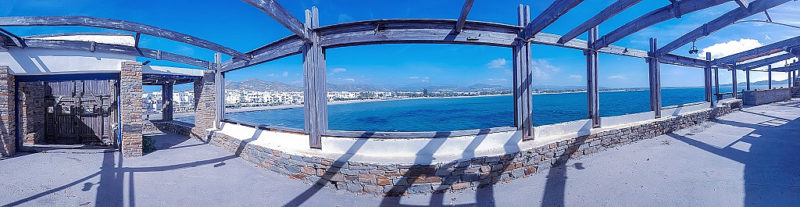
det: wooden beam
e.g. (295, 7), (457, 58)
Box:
(658, 0), (790, 56)
(521, 0), (584, 40)
(594, 0), (731, 49)
(735, 52), (794, 69)
(770, 63), (800, 72)
(586, 26), (601, 127)
(648, 38), (662, 118)
(746, 69), (751, 90)
(241, 0), (310, 42)
(214, 53), (224, 129)
(713, 35), (800, 65)
(514, 5), (535, 139)
(0, 28), (25, 48)
(303, 7), (325, 149)
(735, 0), (750, 8)
(704, 52), (714, 103)
(768, 65), (773, 89)
(454, 0), (475, 34)
(22, 38), (211, 69)
(659, 54), (708, 68)
(220, 35), (305, 72)
(732, 64), (738, 96)
(558, 0), (642, 44)
(0, 16), (248, 60)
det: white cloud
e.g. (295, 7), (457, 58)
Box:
(343, 78), (355, 82)
(532, 59), (561, 80)
(332, 68), (346, 73)
(282, 71), (289, 77)
(409, 76), (430, 82)
(568, 74), (582, 81)
(487, 58), (507, 69)
(700, 39), (762, 59)
(608, 75), (627, 80)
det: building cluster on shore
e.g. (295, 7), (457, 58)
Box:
(142, 91), (195, 114)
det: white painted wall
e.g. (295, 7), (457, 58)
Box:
(0, 47), (134, 75)
(215, 100), (730, 165)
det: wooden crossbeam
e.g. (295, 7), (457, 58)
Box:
(735, 0), (750, 8)
(521, 0), (584, 40)
(242, 0), (310, 42)
(771, 63), (800, 72)
(558, 0), (642, 44)
(713, 35), (800, 64)
(594, 0), (731, 49)
(219, 19), (708, 73)
(0, 28), (25, 48)
(454, 0), (474, 34)
(658, 0), (790, 56)
(0, 16), (248, 60)
(22, 38), (211, 68)
(735, 52), (795, 69)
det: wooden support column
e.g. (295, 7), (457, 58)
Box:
(162, 83), (173, 121)
(704, 52), (713, 103)
(732, 68), (738, 98)
(586, 26), (601, 127)
(214, 53), (224, 129)
(789, 72), (792, 88)
(768, 65), (772, 89)
(303, 7), (326, 149)
(745, 69), (750, 91)
(714, 66), (720, 101)
(513, 5), (535, 139)
(647, 38), (662, 118)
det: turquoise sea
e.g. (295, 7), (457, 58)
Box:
(179, 86), (762, 132)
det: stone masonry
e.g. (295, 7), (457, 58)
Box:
(0, 66), (15, 158)
(203, 99), (742, 196)
(192, 70), (216, 141)
(120, 62), (143, 157)
(18, 81), (45, 145)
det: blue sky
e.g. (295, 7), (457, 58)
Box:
(4, 0), (800, 89)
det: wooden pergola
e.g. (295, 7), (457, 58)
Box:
(0, 0), (797, 149)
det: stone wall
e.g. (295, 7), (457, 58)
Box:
(143, 120), (193, 137)
(18, 81), (45, 145)
(202, 99), (742, 196)
(192, 70), (216, 141)
(0, 66), (15, 157)
(743, 88), (791, 106)
(120, 61), (143, 157)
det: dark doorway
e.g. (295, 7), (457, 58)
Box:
(17, 74), (119, 149)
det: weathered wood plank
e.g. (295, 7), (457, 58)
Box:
(303, 7), (325, 149)
(0, 16), (248, 60)
(514, 5), (535, 140)
(648, 38), (662, 118)
(704, 52), (713, 103)
(658, 0), (790, 56)
(594, 0), (731, 49)
(735, 0), (750, 8)
(735, 52), (795, 70)
(241, 0), (309, 42)
(558, 0), (642, 44)
(586, 27), (601, 127)
(22, 38), (211, 68)
(713, 35), (800, 64)
(659, 54), (708, 68)
(454, 0), (475, 34)
(220, 35), (305, 72)
(214, 53), (224, 129)
(521, 0), (584, 40)
(770, 63), (800, 72)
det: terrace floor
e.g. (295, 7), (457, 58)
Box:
(1, 99), (799, 207)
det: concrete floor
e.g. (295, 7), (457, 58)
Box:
(1, 99), (799, 207)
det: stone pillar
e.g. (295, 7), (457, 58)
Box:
(120, 62), (143, 157)
(192, 70), (216, 141)
(161, 83), (173, 121)
(0, 66), (15, 158)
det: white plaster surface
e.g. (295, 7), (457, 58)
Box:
(216, 100), (738, 165)
(0, 47), (133, 75)
(142, 65), (204, 77)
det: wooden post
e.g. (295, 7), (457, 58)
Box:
(647, 38), (662, 118)
(714, 66), (720, 101)
(731, 68), (737, 98)
(214, 52), (224, 129)
(704, 52), (713, 104)
(586, 26), (601, 127)
(745, 69), (750, 91)
(768, 65), (772, 89)
(162, 83), (173, 121)
(303, 7), (326, 149)
(514, 4), (534, 140)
